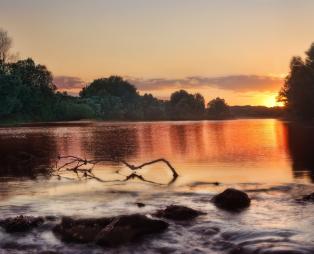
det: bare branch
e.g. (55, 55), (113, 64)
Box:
(0, 28), (12, 63)
(54, 156), (179, 186)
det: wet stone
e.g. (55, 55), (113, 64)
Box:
(53, 214), (169, 247)
(301, 193), (314, 202)
(155, 205), (205, 221)
(136, 202), (146, 208)
(212, 188), (251, 211)
(0, 215), (44, 233)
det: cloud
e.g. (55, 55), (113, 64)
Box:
(54, 76), (86, 89)
(53, 74), (284, 95)
(127, 75), (284, 93)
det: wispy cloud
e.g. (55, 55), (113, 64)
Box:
(54, 74), (284, 94)
(127, 75), (284, 93)
(54, 76), (86, 89)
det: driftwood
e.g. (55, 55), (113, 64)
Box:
(53, 156), (179, 185)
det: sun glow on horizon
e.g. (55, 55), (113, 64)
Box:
(264, 94), (284, 108)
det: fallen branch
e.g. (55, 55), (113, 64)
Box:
(54, 156), (179, 185)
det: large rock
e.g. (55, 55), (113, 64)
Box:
(53, 214), (168, 247)
(212, 188), (251, 211)
(302, 192), (314, 202)
(0, 215), (44, 233)
(155, 205), (205, 221)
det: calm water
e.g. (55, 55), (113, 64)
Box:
(0, 119), (314, 253)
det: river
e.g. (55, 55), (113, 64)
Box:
(0, 119), (313, 253)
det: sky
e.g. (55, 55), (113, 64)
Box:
(1, 0), (314, 106)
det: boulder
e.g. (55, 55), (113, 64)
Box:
(155, 205), (205, 221)
(302, 192), (314, 202)
(53, 217), (111, 243)
(53, 214), (168, 247)
(212, 188), (251, 211)
(0, 215), (44, 233)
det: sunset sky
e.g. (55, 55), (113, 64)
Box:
(1, 0), (314, 106)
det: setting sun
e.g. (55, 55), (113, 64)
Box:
(264, 94), (284, 108)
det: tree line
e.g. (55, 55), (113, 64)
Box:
(0, 59), (232, 122)
(0, 28), (234, 123)
(278, 43), (314, 121)
(0, 28), (284, 123)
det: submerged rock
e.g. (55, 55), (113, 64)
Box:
(212, 188), (251, 211)
(155, 205), (205, 221)
(0, 215), (44, 233)
(301, 193), (314, 202)
(53, 214), (168, 247)
(136, 202), (146, 208)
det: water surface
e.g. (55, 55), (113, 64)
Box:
(0, 119), (314, 253)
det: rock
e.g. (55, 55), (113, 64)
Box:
(136, 202), (146, 208)
(212, 188), (251, 211)
(53, 214), (168, 247)
(53, 216), (112, 243)
(96, 214), (169, 247)
(155, 205), (205, 221)
(0, 215), (44, 233)
(302, 192), (314, 202)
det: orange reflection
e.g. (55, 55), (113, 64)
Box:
(1, 120), (313, 188)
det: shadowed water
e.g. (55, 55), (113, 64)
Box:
(0, 119), (314, 253)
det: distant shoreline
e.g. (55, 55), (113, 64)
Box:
(0, 117), (286, 128)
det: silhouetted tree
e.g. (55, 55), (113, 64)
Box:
(0, 58), (58, 121)
(141, 93), (167, 120)
(80, 76), (141, 119)
(207, 97), (230, 119)
(80, 76), (138, 98)
(169, 90), (205, 120)
(54, 92), (95, 121)
(278, 43), (314, 120)
(9, 58), (56, 120)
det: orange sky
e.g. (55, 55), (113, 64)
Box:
(1, 0), (314, 106)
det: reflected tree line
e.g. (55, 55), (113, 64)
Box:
(1, 122), (314, 182)
(285, 123), (314, 182)
(0, 132), (58, 177)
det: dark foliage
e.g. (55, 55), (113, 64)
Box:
(278, 43), (314, 120)
(169, 90), (205, 120)
(207, 97), (231, 119)
(0, 58), (56, 121)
